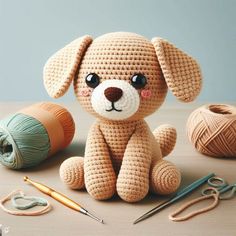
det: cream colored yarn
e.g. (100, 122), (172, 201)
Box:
(169, 188), (219, 221)
(187, 104), (236, 158)
(44, 32), (202, 202)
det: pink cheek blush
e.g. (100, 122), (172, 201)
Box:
(78, 89), (92, 97)
(141, 89), (152, 99)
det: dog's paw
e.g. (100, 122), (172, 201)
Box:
(59, 156), (85, 190)
(150, 160), (181, 195)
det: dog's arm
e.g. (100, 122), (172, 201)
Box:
(116, 121), (153, 202)
(84, 122), (116, 200)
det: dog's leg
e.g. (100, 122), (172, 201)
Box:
(59, 156), (85, 190)
(153, 124), (177, 157)
(117, 122), (152, 202)
(150, 159), (181, 195)
(150, 125), (180, 194)
(84, 123), (116, 200)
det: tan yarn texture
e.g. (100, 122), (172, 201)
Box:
(44, 32), (202, 202)
(60, 156), (85, 189)
(187, 104), (236, 158)
(150, 160), (181, 195)
(44, 36), (92, 98)
(153, 124), (177, 157)
(152, 38), (202, 102)
(75, 32), (168, 120)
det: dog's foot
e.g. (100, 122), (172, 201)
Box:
(150, 160), (181, 195)
(117, 169), (149, 202)
(84, 167), (116, 200)
(117, 178), (149, 203)
(59, 156), (85, 190)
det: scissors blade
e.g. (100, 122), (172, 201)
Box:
(133, 173), (215, 225)
(219, 185), (236, 200)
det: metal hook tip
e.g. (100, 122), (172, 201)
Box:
(86, 211), (104, 224)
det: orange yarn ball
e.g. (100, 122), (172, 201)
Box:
(187, 104), (236, 158)
(34, 102), (75, 149)
(0, 102), (75, 169)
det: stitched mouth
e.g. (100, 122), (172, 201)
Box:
(105, 102), (122, 112)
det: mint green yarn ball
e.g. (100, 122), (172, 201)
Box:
(0, 113), (50, 169)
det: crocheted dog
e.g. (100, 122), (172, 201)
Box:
(43, 32), (202, 202)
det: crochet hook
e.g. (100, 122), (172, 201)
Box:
(23, 176), (103, 223)
(133, 173), (215, 224)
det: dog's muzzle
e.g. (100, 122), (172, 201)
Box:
(91, 80), (140, 120)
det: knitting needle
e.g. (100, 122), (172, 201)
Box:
(133, 173), (215, 224)
(24, 176), (104, 223)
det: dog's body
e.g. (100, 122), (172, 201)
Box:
(96, 120), (161, 173)
(96, 120), (149, 174)
(44, 32), (202, 202)
(84, 119), (164, 202)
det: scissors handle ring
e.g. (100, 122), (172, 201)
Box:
(207, 176), (226, 188)
(202, 187), (219, 196)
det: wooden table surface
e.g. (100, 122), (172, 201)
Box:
(0, 102), (236, 236)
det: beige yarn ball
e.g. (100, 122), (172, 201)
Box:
(59, 156), (85, 189)
(187, 104), (236, 158)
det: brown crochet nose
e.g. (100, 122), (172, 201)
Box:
(104, 87), (123, 102)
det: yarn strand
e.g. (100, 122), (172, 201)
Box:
(0, 190), (51, 216)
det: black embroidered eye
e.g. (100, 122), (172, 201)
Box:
(85, 73), (100, 88)
(130, 73), (147, 89)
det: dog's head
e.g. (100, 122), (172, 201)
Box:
(44, 32), (202, 121)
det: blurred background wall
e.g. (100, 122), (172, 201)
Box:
(0, 0), (235, 102)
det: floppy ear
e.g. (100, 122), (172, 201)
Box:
(43, 35), (93, 98)
(152, 38), (202, 102)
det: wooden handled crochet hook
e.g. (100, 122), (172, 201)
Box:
(24, 176), (103, 223)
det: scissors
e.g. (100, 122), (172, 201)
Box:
(201, 176), (236, 200)
(169, 176), (236, 222)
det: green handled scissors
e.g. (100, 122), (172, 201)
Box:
(169, 176), (236, 221)
(202, 176), (236, 200)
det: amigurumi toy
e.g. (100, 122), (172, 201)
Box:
(43, 32), (202, 202)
